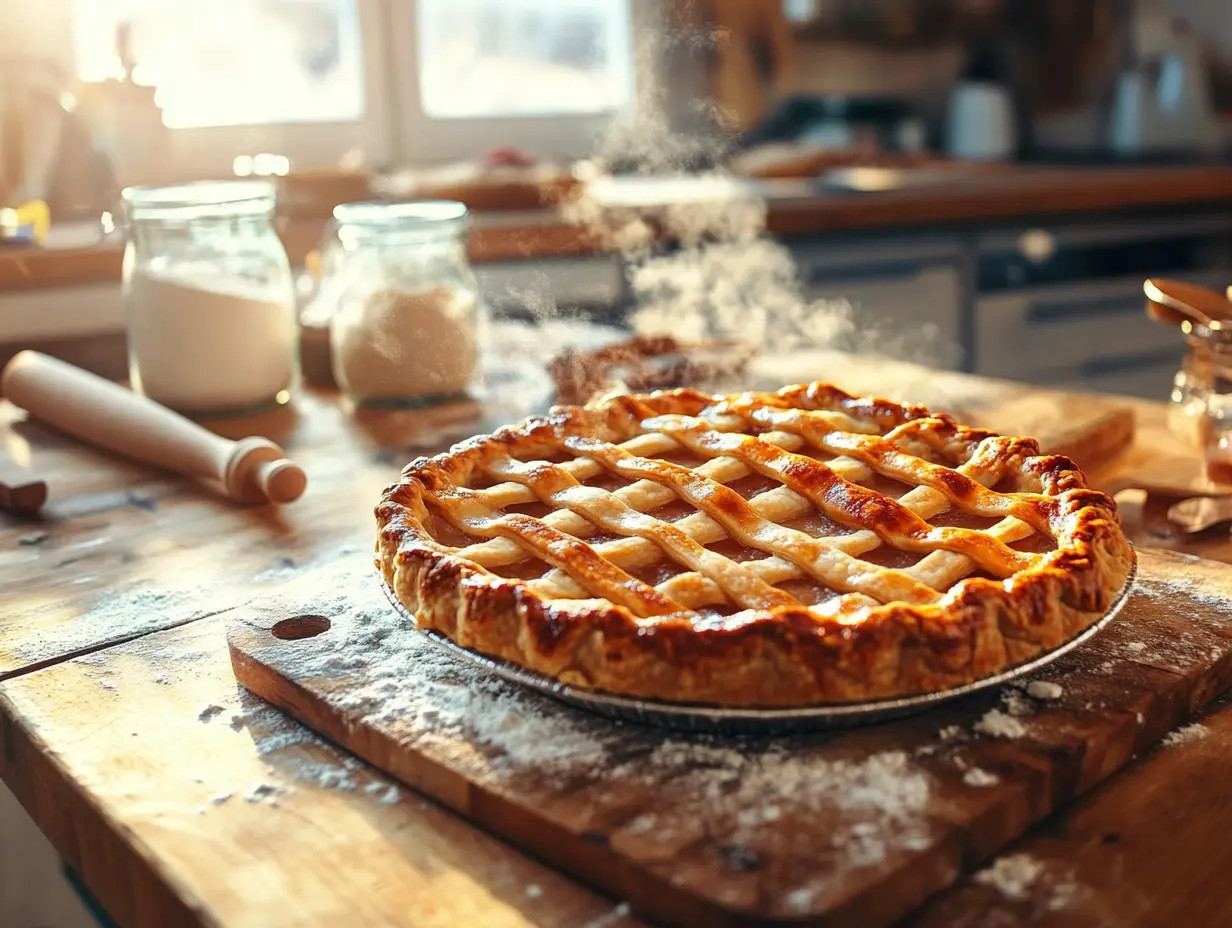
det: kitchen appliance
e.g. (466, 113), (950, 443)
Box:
(946, 43), (1022, 161)
(1108, 12), (1216, 155)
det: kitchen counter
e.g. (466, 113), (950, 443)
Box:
(1, 341), (1231, 927)
(5, 164), (1232, 292)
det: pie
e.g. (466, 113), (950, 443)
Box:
(375, 383), (1134, 707)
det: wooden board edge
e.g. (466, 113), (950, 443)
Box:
(225, 621), (760, 928)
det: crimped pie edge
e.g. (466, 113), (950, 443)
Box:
(375, 383), (1135, 707)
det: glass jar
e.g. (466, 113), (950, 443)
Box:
(1193, 323), (1232, 486)
(327, 200), (482, 407)
(1168, 333), (1212, 446)
(121, 181), (297, 417)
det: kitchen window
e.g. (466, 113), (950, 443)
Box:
(388, 0), (646, 164)
(40, 0), (644, 181)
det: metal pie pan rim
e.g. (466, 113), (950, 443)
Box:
(379, 555), (1137, 731)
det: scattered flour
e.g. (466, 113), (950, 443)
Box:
(974, 853), (1082, 912)
(524, 884), (543, 900)
(1000, 688), (1033, 718)
(938, 724), (964, 742)
(210, 792), (233, 806)
(1161, 722), (1209, 747)
(785, 887), (818, 915)
(1026, 681), (1064, 701)
(241, 559), (937, 915)
(975, 709), (1028, 739)
(1124, 641), (1147, 653)
(244, 783), (292, 806)
(583, 901), (632, 928)
(1137, 569), (1232, 611)
(974, 853), (1044, 900)
(365, 782), (400, 806)
(963, 768), (1000, 787)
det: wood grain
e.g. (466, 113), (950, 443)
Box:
(910, 694), (1232, 927)
(0, 617), (640, 928)
(228, 549), (1232, 927)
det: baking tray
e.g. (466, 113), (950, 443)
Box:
(380, 558), (1137, 734)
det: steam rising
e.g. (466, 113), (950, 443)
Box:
(500, 14), (960, 382)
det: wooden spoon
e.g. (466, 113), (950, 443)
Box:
(1144, 278), (1232, 331)
(1167, 494), (1232, 534)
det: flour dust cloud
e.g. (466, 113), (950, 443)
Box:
(506, 11), (961, 375)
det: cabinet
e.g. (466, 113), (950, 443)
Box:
(973, 214), (1232, 399)
(791, 235), (964, 369)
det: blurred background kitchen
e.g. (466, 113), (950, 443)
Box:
(3, 0), (1232, 402)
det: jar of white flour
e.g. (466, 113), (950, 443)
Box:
(326, 200), (481, 407)
(121, 181), (297, 416)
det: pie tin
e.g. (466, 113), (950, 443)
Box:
(379, 557), (1137, 735)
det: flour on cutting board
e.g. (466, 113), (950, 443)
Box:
(224, 551), (1231, 916)
(973, 853), (1081, 913)
(252, 560), (940, 898)
(1161, 722), (1210, 747)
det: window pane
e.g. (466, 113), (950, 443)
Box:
(71, 0), (365, 128)
(416, 0), (634, 119)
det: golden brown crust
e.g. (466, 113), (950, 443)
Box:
(375, 382), (1135, 707)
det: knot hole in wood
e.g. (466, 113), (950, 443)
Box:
(271, 615), (332, 641)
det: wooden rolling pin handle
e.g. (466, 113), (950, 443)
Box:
(1, 351), (306, 505)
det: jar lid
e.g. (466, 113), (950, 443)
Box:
(122, 181), (276, 222)
(333, 200), (469, 246)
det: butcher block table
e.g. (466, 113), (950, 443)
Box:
(1, 346), (1231, 928)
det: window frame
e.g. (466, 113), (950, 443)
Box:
(20, 0), (653, 182)
(385, 0), (656, 165)
(135, 0), (395, 179)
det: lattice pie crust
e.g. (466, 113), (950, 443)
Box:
(376, 384), (1134, 706)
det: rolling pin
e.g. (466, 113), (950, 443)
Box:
(1, 351), (306, 504)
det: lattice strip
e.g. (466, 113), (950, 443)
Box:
(733, 404), (1054, 529)
(488, 457), (798, 610)
(462, 429), (873, 568)
(420, 485), (683, 617)
(563, 434), (942, 605)
(640, 414), (1037, 577)
(525, 429), (1030, 608)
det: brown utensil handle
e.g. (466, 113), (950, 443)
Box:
(1144, 278), (1232, 330)
(0, 453), (47, 514)
(1, 351), (305, 504)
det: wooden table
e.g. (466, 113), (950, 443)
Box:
(1, 356), (1230, 928)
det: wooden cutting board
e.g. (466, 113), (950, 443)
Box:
(229, 548), (1232, 927)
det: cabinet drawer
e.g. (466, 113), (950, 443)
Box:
(802, 263), (962, 369)
(1052, 356), (1182, 401)
(975, 271), (1225, 380)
